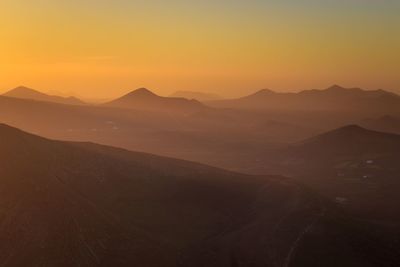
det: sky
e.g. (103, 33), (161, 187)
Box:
(0, 0), (399, 99)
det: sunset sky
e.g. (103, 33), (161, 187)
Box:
(0, 0), (399, 99)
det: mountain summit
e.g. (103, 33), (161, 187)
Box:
(246, 88), (276, 97)
(105, 88), (205, 113)
(325, 84), (347, 91)
(124, 87), (157, 97)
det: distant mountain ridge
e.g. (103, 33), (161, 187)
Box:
(4, 86), (85, 105)
(105, 88), (206, 113)
(209, 85), (400, 114)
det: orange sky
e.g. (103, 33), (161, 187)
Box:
(0, 1), (399, 99)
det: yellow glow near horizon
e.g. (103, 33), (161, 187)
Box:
(0, 1), (399, 99)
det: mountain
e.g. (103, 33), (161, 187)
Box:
(169, 91), (222, 101)
(265, 125), (400, 224)
(105, 88), (206, 113)
(269, 125), (400, 173)
(0, 87), (397, 177)
(0, 90), (388, 176)
(360, 115), (400, 135)
(4, 86), (85, 105)
(0, 124), (397, 266)
(209, 85), (400, 114)
(288, 125), (400, 160)
(0, 94), (319, 174)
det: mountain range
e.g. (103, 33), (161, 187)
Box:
(1, 83), (400, 265)
(209, 85), (400, 114)
(2, 85), (399, 174)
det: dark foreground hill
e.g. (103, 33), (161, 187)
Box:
(0, 124), (398, 266)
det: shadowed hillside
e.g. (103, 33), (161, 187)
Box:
(286, 125), (400, 161)
(0, 95), (320, 171)
(0, 124), (398, 266)
(271, 125), (400, 171)
(360, 115), (400, 134)
(263, 125), (400, 224)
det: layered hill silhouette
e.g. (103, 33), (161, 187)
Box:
(0, 124), (398, 266)
(264, 125), (400, 223)
(169, 90), (222, 101)
(105, 88), (206, 113)
(0, 94), (320, 173)
(284, 125), (400, 162)
(209, 85), (400, 114)
(263, 124), (400, 175)
(1, 85), (400, 174)
(0, 89), (383, 175)
(4, 86), (84, 105)
(360, 115), (400, 135)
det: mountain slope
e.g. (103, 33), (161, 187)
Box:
(4, 86), (84, 105)
(360, 115), (400, 135)
(0, 124), (397, 266)
(265, 125), (400, 175)
(264, 125), (400, 224)
(291, 125), (400, 158)
(0, 95), (317, 173)
(105, 88), (206, 113)
(169, 91), (222, 101)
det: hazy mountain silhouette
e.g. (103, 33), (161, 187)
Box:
(105, 88), (206, 113)
(1, 87), (400, 177)
(291, 125), (400, 158)
(209, 85), (400, 114)
(169, 90), (222, 101)
(0, 124), (398, 266)
(4, 86), (85, 105)
(264, 125), (400, 224)
(360, 115), (400, 135)
(270, 125), (400, 171)
(0, 95), (318, 172)
(0, 92), (370, 175)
